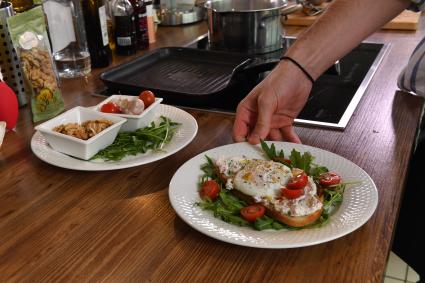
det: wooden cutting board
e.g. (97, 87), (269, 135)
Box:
(283, 8), (421, 31)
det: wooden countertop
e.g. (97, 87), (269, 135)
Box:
(1, 19), (424, 282)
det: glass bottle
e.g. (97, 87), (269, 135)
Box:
(130, 0), (149, 50)
(113, 0), (137, 55)
(81, 0), (112, 68)
(105, 0), (116, 51)
(11, 0), (34, 13)
(43, 0), (91, 78)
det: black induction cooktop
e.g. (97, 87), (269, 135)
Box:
(98, 34), (389, 129)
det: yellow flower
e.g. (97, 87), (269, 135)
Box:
(36, 88), (54, 103)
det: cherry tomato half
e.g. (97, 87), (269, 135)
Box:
(139, 90), (156, 108)
(200, 180), (220, 200)
(319, 172), (342, 186)
(240, 204), (266, 222)
(281, 187), (304, 199)
(287, 171), (308, 190)
(100, 102), (121, 113)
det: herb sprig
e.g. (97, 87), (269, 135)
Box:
(92, 116), (180, 161)
(260, 140), (329, 179)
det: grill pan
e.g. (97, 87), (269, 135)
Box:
(100, 47), (258, 105)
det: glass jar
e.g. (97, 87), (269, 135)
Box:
(43, 0), (91, 77)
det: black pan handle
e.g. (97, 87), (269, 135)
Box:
(233, 58), (341, 79)
(242, 58), (280, 74)
(228, 58), (279, 87)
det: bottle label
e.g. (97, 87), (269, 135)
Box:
(117, 37), (132, 46)
(114, 16), (136, 47)
(98, 6), (109, 47)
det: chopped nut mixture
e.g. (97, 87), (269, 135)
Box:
(53, 119), (114, 140)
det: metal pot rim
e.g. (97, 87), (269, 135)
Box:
(204, 0), (288, 13)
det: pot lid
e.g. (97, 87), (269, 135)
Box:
(204, 0), (288, 12)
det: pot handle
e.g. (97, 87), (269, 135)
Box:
(280, 3), (303, 16)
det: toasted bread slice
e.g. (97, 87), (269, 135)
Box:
(231, 189), (324, 228)
(266, 200), (323, 228)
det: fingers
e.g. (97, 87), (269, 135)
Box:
(233, 112), (249, 142)
(280, 126), (302, 144)
(268, 129), (283, 141)
(247, 92), (276, 145)
(233, 96), (257, 142)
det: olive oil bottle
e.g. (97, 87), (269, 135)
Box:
(81, 0), (112, 68)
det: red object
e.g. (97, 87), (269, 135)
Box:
(200, 180), (220, 200)
(240, 204), (266, 222)
(319, 172), (342, 186)
(100, 102), (122, 113)
(281, 187), (304, 199)
(287, 171), (308, 190)
(0, 81), (19, 130)
(139, 90), (155, 108)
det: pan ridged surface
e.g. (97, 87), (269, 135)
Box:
(125, 58), (234, 94)
(101, 48), (250, 96)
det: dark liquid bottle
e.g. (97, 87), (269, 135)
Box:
(113, 0), (137, 55)
(130, 0), (149, 50)
(82, 0), (112, 68)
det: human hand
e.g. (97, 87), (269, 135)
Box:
(233, 60), (313, 144)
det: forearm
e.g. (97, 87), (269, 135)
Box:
(285, 0), (411, 79)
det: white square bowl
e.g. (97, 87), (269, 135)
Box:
(35, 106), (127, 160)
(94, 95), (163, 132)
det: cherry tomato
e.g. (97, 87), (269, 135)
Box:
(100, 102), (121, 113)
(319, 172), (342, 186)
(281, 187), (304, 199)
(200, 180), (220, 200)
(240, 204), (266, 222)
(287, 171), (308, 190)
(139, 90), (156, 108)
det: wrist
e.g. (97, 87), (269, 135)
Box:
(283, 44), (323, 81)
(280, 56), (315, 85)
(274, 59), (314, 88)
(268, 60), (314, 101)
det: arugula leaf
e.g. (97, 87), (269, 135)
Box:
(197, 189), (251, 227)
(254, 216), (274, 230)
(92, 116), (180, 161)
(260, 141), (331, 179)
(322, 184), (346, 215)
(289, 149), (314, 173)
(200, 155), (219, 185)
(309, 165), (329, 179)
(219, 191), (246, 213)
(261, 140), (285, 160)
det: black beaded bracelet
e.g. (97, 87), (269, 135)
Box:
(280, 56), (315, 85)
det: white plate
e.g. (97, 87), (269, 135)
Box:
(31, 104), (198, 171)
(169, 142), (378, 249)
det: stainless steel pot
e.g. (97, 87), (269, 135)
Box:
(201, 0), (301, 54)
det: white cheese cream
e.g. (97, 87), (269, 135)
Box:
(215, 156), (323, 217)
(271, 177), (323, 217)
